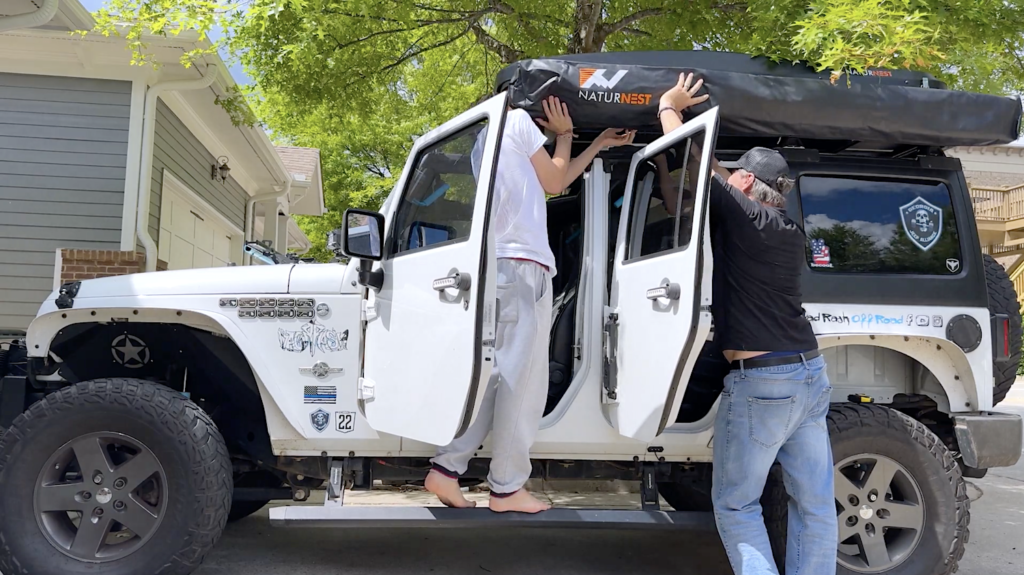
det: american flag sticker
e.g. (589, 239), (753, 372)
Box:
(304, 386), (337, 404)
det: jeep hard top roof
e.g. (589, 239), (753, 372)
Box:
(496, 51), (1022, 156)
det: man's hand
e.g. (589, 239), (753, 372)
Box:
(536, 96), (574, 135)
(597, 128), (637, 149)
(660, 72), (709, 115)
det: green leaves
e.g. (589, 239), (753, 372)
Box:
(92, 0), (226, 67)
(88, 0), (1024, 258)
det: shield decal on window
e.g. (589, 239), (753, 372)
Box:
(899, 196), (943, 251)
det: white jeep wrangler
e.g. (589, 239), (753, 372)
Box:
(1, 52), (1022, 575)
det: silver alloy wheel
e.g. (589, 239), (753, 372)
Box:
(835, 453), (926, 573)
(33, 431), (167, 562)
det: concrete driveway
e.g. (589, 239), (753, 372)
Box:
(195, 386), (1024, 575)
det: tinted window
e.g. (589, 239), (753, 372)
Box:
(390, 120), (486, 257)
(799, 176), (961, 275)
(626, 133), (702, 261)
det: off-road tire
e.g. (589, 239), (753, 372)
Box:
(983, 253), (1023, 406)
(0, 379), (232, 575)
(765, 404), (969, 575)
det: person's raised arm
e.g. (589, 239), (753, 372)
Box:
(658, 73), (707, 134)
(556, 128), (636, 189)
(528, 97), (574, 195)
(654, 154), (680, 216)
(687, 141), (730, 180)
(658, 73), (729, 179)
(529, 98), (637, 195)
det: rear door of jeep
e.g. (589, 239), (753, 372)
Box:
(607, 107), (719, 442)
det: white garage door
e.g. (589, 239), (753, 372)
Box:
(158, 173), (241, 271)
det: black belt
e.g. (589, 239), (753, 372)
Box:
(730, 349), (821, 370)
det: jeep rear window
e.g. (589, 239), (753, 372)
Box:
(797, 176), (961, 275)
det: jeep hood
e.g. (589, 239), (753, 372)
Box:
(68, 265), (296, 299)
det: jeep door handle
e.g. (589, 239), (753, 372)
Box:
(433, 271), (471, 291)
(646, 283), (680, 300)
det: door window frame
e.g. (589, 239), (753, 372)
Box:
(382, 98), (508, 264)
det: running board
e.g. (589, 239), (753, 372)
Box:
(269, 505), (715, 530)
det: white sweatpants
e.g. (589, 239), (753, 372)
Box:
(431, 258), (552, 494)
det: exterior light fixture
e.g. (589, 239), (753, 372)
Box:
(212, 156), (231, 183)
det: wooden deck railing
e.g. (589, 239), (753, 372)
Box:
(1014, 273), (1024, 308)
(972, 185), (1024, 221)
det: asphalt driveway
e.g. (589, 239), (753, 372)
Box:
(194, 387), (1024, 575)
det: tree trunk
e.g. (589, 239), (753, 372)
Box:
(568, 0), (604, 53)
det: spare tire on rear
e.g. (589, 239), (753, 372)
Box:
(982, 254), (1023, 405)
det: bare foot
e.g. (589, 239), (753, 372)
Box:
(489, 489), (551, 513)
(424, 470), (476, 508)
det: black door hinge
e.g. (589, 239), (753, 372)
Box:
(55, 281), (81, 310)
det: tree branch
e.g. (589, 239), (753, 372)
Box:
(323, 8), (488, 27)
(488, 0), (559, 50)
(332, 26), (415, 52)
(381, 25), (473, 72)
(600, 8), (665, 38)
(620, 27), (652, 37)
(470, 22), (523, 63)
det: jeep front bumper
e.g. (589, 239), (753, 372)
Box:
(954, 413), (1023, 469)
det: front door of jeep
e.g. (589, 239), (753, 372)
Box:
(608, 107), (719, 442)
(359, 94), (507, 446)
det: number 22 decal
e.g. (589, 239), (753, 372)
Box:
(336, 411), (355, 433)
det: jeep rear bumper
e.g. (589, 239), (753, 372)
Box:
(954, 413), (1023, 469)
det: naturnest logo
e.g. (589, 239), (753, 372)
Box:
(577, 68), (652, 106)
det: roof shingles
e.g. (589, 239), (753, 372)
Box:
(276, 146), (320, 183)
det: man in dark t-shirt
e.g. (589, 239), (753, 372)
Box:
(658, 73), (837, 575)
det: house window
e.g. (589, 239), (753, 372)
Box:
(798, 175), (961, 275)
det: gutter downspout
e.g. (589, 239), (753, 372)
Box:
(0, 0), (59, 33)
(136, 68), (217, 272)
(244, 179), (291, 265)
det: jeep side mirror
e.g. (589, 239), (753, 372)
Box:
(342, 208), (385, 291)
(342, 208), (384, 261)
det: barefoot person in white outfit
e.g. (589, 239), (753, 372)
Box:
(425, 96), (635, 513)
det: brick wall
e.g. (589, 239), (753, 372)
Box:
(57, 249), (167, 283)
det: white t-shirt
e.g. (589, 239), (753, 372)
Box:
(471, 109), (557, 276)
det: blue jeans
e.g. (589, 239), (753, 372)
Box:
(712, 355), (837, 575)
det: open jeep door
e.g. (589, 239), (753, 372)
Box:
(359, 94), (507, 446)
(609, 107), (720, 442)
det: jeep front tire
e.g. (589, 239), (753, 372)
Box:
(0, 379), (232, 575)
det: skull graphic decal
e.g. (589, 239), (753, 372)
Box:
(899, 196), (943, 251)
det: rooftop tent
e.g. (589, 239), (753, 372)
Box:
(495, 51), (1022, 149)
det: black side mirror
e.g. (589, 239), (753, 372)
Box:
(342, 208), (384, 261)
(342, 208), (385, 291)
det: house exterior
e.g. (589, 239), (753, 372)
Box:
(0, 0), (325, 334)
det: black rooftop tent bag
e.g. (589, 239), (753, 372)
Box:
(495, 51), (1022, 148)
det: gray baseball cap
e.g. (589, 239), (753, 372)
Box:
(719, 147), (790, 192)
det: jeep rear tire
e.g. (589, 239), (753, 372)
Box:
(0, 379), (232, 575)
(983, 253), (1023, 406)
(765, 404), (969, 575)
